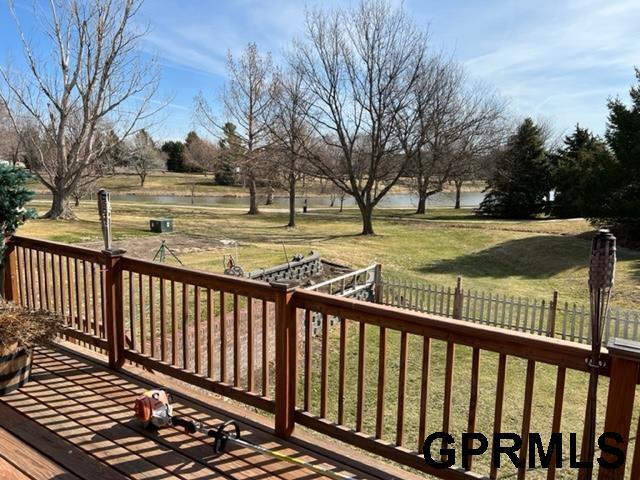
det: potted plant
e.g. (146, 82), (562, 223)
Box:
(0, 300), (63, 394)
(0, 163), (36, 298)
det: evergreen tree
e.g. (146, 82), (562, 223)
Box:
(215, 123), (239, 186)
(161, 141), (186, 172)
(590, 68), (640, 240)
(478, 118), (550, 218)
(550, 125), (614, 218)
(0, 164), (36, 266)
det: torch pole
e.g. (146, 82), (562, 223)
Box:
(578, 230), (616, 480)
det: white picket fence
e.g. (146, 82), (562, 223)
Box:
(380, 277), (640, 344)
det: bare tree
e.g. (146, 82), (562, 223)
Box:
(0, 0), (163, 219)
(127, 129), (162, 186)
(184, 132), (218, 174)
(267, 67), (315, 227)
(195, 42), (276, 215)
(448, 109), (508, 209)
(0, 103), (23, 165)
(290, 0), (428, 234)
(398, 58), (506, 214)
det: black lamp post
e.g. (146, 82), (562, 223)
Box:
(579, 229), (616, 480)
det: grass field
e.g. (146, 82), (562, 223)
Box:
(16, 198), (640, 478)
(20, 198), (640, 310)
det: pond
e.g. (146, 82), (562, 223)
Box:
(36, 191), (486, 209)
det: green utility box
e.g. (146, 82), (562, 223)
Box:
(150, 218), (173, 233)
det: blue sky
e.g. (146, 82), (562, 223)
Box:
(1, 0), (639, 141)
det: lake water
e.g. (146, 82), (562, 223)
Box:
(35, 191), (485, 209)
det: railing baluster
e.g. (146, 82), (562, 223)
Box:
(464, 347), (480, 470)
(139, 273), (146, 355)
(182, 283), (189, 370)
(220, 291), (226, 382)
(233, 294), (240, 386)
(247, 297), (254, 391)
(160, 278), (166, 362)
(375, 326), (386, 439)
(207, 289), (214, 378)
(418, 337), (432, 451)
(37, 250), (44, 309)
(74, 258), (80, 330)
(24, 248), (31, 308)
(261, 299), (268, 396)
(517, 360), (536, 480)
(66, 257), (73, 327)
(51, 254), (57, 313)
(304, 309), (312, 412)
(441, 342), (455, 459)
(91, 263), (98, 336)
(129, 272), (136, 350)
(58, 255), (64, 318)
(320, 312), (329, 418)
(396, 331), (408, 447)
(150, 276), (156, 358)
(171, 280), (177, 365)
(490, 353), (507, 479)
(17, 247), (26, 306)
(338, 316), (347, 424)
(547, 367), (566, 479)
(83, 260), (89, 332)
(356, 321), (366, 431)
(194, 286), (201, 374)
(43, 252), (50, 310)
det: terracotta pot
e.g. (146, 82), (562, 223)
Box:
(0, 343), (32, 395)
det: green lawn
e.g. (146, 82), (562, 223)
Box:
(21, 198), (640, 310)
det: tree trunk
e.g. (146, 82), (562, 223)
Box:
(416, 192), (427, 214)
(359, 203), (375, 235)
(140, 174), (146, 187)
(248, 176), (259, 215)
(288, 173), (296, 227)
(74, 196), (80, 207)
(339, 195), (344, 212)
(265, 184), (274, 205)
(454, 180), (463, 209)
(44, 190), (76, 219)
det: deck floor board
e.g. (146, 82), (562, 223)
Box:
(0, 346), (380, 480)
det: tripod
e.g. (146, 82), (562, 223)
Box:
(152, 240), (183, 265)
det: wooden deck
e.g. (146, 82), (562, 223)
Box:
(0, 345), (409, 480)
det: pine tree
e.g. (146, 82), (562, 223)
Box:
(161, 141), (186, 172)
(550, 125), (614, 218)
(215, 123), (239, 186)
(478, 118), (550, 218)
(0, 164), (36, 264)
(591, 68), (640, 240)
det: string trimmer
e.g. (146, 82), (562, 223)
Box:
(133, 389), (354, 480)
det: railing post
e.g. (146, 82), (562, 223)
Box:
(271, 280), (298, 438)
(374, 263), (383, 304)
(547, 290), (558, 337)
(103, 249), (126, 370)
(597, 338), (640, 480)
(453, 276), (463, 319)
(2, 235), (18, 302)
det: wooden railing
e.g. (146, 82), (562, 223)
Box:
(3, 235), (640, 480)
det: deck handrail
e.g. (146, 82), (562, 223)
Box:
(4, 234), (640, 480)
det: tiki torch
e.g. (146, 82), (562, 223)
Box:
(97, 189), (113, 252)
(579, 229), (616, 479)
